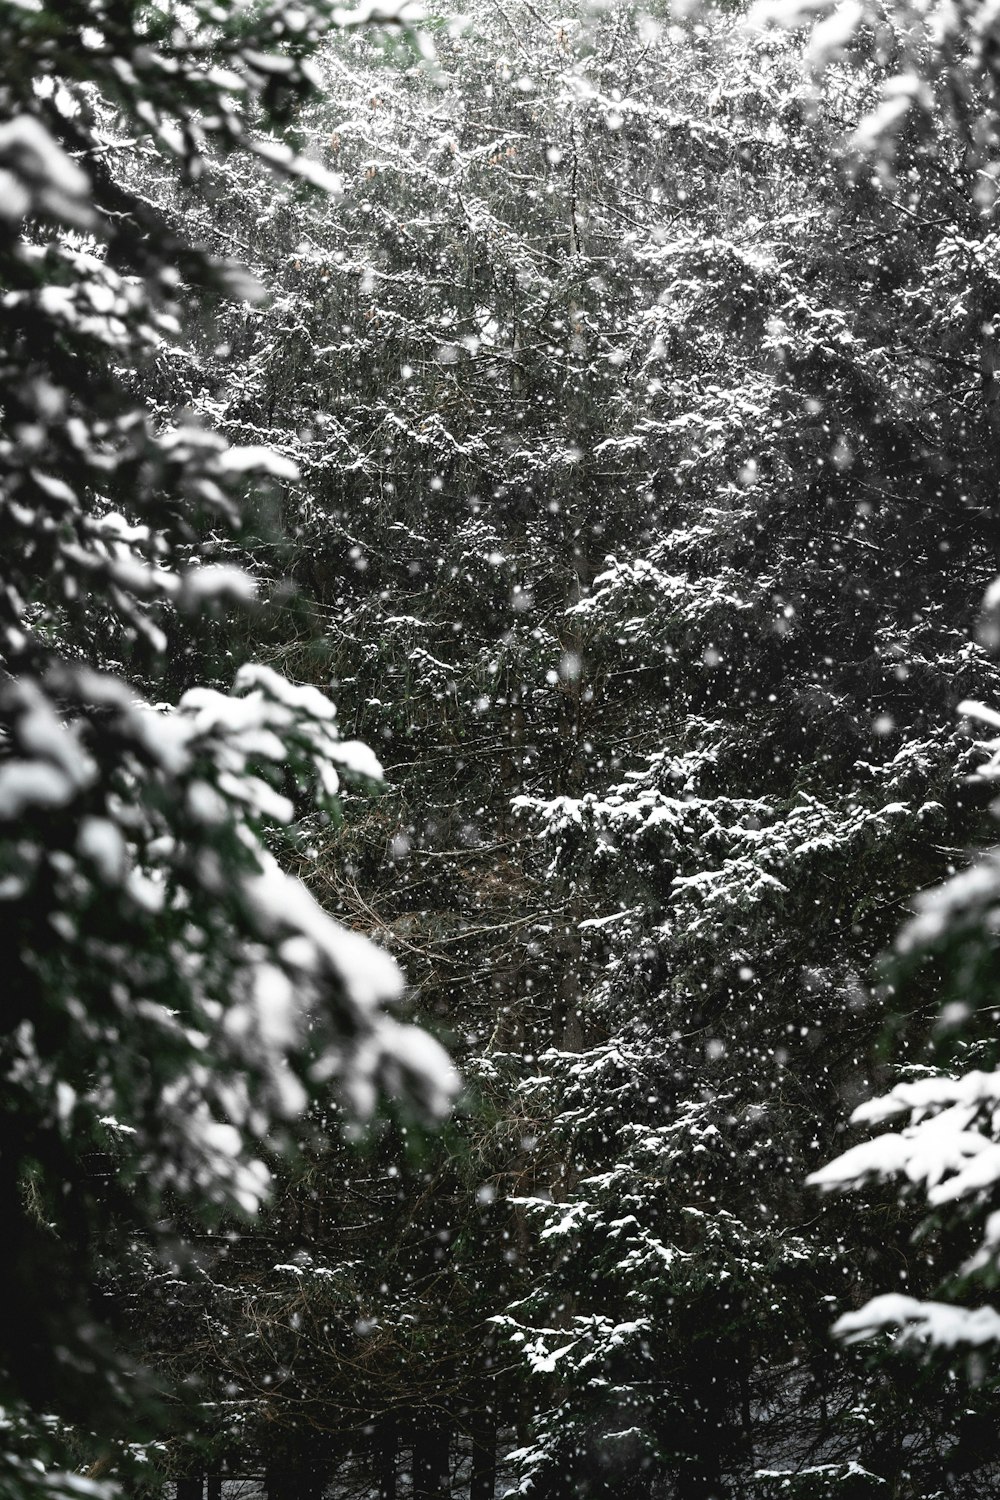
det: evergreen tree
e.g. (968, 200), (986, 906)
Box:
(486, 8), (1000, 1496)
(778, 0), (1000, 1414)
(84, 1), (1000, 1495)
(0, 5), (454, 1498)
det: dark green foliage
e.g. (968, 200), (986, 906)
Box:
(31, 2), (1000, 1497)
(0, 5), (453, 1497)
(116, 5), (1000, 1497)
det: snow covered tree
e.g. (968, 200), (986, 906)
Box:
(761, 0), (1000, 1425)
(480, 8), (1000, 1495)
(0, 5), (456, 1497)
(751, 0), (1000, 196)
(72, 1), (1000, 1494)
(96, 6), (731, 1489)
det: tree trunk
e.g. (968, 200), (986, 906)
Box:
(469, 1405), (497, 1500)
(376, 1415), (398, 1500)
(412, 1418), (450, 1500)
(264, 1455), (325, 1500)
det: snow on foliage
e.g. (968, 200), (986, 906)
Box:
(56, 0), (1000, 1489)
(832, 1294), (1000, 1349)
(810, 672), (1000, 1349)
(748, 0), (1000, 188)
(0, 0), (454, 1492)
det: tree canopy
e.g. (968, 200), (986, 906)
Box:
(9, 2), (1000, 1499)
(0, 4), (454, 1497)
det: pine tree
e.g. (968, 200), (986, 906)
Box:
(87, 1), (1000, 1494)
(487, 8), (1000, 1495)
(776, 0), (1000, 1409)
(0, 5), (454, 1497)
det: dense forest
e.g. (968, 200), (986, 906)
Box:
(8, 1), (1000, 1497)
